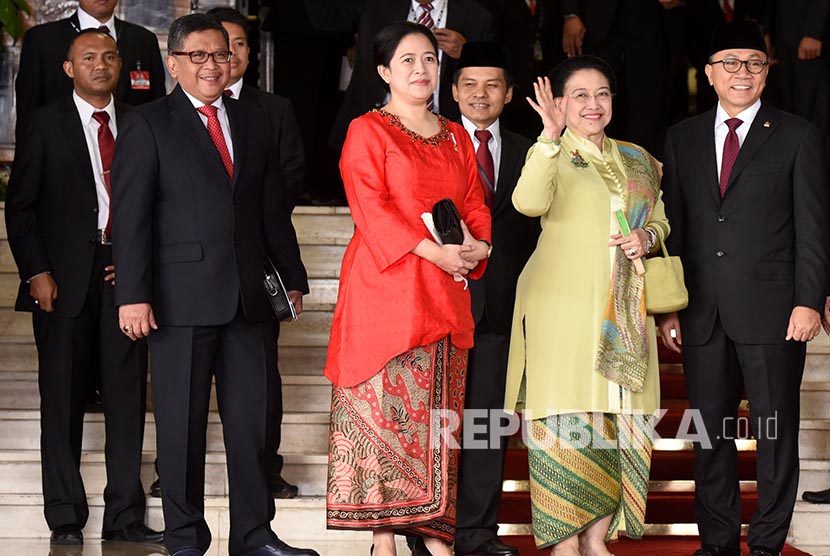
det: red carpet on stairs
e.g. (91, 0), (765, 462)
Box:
(500, 536), (812, 556)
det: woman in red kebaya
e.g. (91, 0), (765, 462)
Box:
(324, 21), (492, 556)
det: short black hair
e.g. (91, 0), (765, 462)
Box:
(167, 13), (229, 56)
(548, 55), (617, 96)
(373, 21), (439, 68)
(207, 7), (250, 41)
(66, 28), (116, 60)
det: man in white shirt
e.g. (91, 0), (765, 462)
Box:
(658, 21), (829, 556)
(5, 29), (160, 547)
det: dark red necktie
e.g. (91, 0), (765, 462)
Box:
(417, 3), (437, 113)
(98, 25), (111, 36)
(475, 129), (495, 208)
(720, 117), (743, 197)
(723, 0), (734, 22)
(91, 111), (115, 235)
(197, 104), (234, 179)
(224, 89), (233, 97)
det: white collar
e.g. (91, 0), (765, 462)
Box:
(461, 115), (501, 145)
(715, 99), (762, 129)
(76, 7), (116, 38)
(182, 88), (226, 112)
(227, 78), (244, 100)
(72, 91), (116, 125)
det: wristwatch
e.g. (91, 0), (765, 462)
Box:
(480, 239), (493, 258)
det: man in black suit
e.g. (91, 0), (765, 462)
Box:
(559, 0), (675, 156)
(451, 42), (539, 556)
(207, 5), (306, 500)
(657, 21), (829, 556)
(5, 29), (160, 547)
(304, 0), (495, 148)
(110, 14), (313, 556)
(15, 0), (166, 141)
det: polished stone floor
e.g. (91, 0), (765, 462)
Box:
(0, 538), (404, 556)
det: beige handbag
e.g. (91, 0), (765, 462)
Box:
(644, 241), (688, 315)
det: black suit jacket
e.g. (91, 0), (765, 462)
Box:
(238, 84), (306, 209)
(15, 13), (166, 141)
(469, 126), (539, 335)
(662, 103), (829, 345)
(110, 85), (308, 327)
(5, 97), (130, 317)
(305, 0), (494, 147)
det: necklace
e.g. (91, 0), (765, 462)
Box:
(375, 109), (454, 149)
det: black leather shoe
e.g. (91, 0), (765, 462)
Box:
(244, 539), (320, 556)
(748, 547), (779, 556)
(50, 525), (83, 545)
(693, 546), (741, 556)
(271, 473), (299, 499)
(102, 521), (164, 543)
(149, 477), (162, 498)
(802, 488), (830, 504)
(469, 539), (519, 556)
(171, 548), (203, 556)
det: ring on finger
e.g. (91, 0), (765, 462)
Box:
(628, 248), (636, 256)
(123, 325), (132, 333)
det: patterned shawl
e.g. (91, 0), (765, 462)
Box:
(594, 142), (661, 392)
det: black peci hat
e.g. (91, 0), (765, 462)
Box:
(709, 20), (768, 58)
(457, 41), (511, 71)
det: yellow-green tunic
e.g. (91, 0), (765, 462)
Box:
(504, 130), (669, 420)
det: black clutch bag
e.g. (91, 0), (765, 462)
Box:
(263, 257), (297, 321)
(432, 198), (464, 245)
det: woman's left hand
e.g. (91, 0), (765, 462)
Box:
(609, 228), (648, 260)
(460, 220), (489, 263)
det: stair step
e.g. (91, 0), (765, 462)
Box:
(0, 241), (14, 274)
(291, 208), (353, 246)
(0, 411), (331, 454)
(0, 494), (364, 542)
(790, 500), (830, 547)
(658, 371), (687, 399)
(298, 244), (346, 279)
(0, 451), (328, 497)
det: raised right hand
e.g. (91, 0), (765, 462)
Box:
(526, 76), (567, 141)
(29, 273), (58, 312)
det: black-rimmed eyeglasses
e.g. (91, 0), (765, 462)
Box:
(171, 50), (232, 64)
(708, 58), (768, 74)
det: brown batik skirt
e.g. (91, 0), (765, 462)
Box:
(326, 336), (467, 543)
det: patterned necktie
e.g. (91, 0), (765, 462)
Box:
(719, 117), (743, 197)
(197, 104), (234, 179)
(98, 24), (111, 36)
(91, 111), (115, 235)
(475, 129), (495, 208)
(417, 3), (437, 113)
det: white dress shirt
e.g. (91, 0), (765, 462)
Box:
(73, 92), (117, 230)
(182, 89), (235, 164)
(226, 78), (244, 100)
(714, 99), (761, 176)
(461, 115), (502, 190)
(76, 7), (117, 40)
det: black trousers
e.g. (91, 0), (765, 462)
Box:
(271, 320), (285, 475)
(148, 308), (278, 556)
(682, 315), (805, 552)
(33, 243), (148, 532)
(454, 323), (511, 554)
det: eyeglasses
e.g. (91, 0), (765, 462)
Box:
(567, 89), (614, 104)
(708, 58), (768, 74)
(171, 50), (232, 64)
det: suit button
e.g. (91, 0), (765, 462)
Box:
(717, 216), (725, 222)
(92, 207), (98, 213)
(716, 250), (725, 257)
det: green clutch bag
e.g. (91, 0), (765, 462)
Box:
(644, 241), (688, 315)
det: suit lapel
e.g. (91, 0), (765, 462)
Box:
(225, 97), (245, 186)
(696, 109), (721, 206)
(724, 103), (778, 196)
(168, 86), (231, 182)
(493, 132), (518, 215)
(58, 97), (96, 196)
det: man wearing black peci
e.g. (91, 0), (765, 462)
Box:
(5, 29), (160, 547)
(110, 14), (312, 556)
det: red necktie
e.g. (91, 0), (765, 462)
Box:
(475, 129), (495, 208)
(91, 111), (115, 236)
(417, 3), (437, 113)
(98, 25), (111, 36)
(527, 0), (537, 16)
(719, 117), (743, 197)
(224, 89), (233, 97)
(723, 0), (734, 22)
(197, 104), (234, 179)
